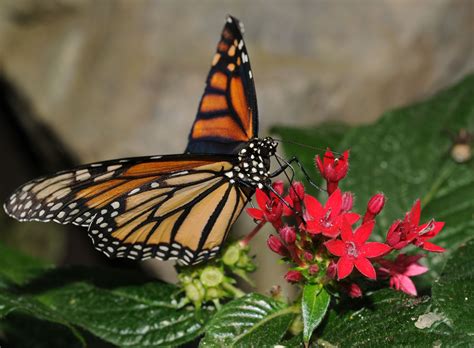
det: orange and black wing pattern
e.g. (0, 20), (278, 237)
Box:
(186, 15), (258, 155)
(4, 155), (250, 265)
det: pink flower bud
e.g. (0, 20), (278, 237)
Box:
(326, 261), (337, 279)
(279, 225), (296, 244)
(368, 193), (385, 214)
(363, 193), (385, 223)
(345, 283), (363, 298)
(341, 192), (354, 212)
(304, 251), (313, 262)
(309, 264), (319, 275)
(315, 149), (350, 189)
(267, 235), (287, 256)
(272, 180), (284, 196)
(284, 270), (302, 283)
(289, 182), (305, 202)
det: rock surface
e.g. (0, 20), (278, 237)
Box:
(0, 0), (473, 288)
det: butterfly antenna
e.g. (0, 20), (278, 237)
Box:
(272, 138), (342, 156)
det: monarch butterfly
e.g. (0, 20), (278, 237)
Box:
(3, 16), (285, 266)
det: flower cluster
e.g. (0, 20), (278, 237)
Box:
(248, 149), (445, 297)
(177, 241), (256, 308)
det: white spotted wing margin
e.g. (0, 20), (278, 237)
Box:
(4, 154), (251, 265)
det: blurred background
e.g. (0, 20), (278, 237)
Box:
(0, 0), (473, 295)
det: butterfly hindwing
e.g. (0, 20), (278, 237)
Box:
(186, 15), (258, 155)
(4, 155), (250, 264)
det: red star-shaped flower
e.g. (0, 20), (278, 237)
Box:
(386, 200), (445, 252)
(246, 182), (284, 229)
(377, 254), (428, 296)
(315, 149), (350, 194)
(325, 220), (391, 279)
(304, 189), (360, 238)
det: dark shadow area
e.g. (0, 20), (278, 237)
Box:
(0, 71), (142, 272)
(16, 265), (157, 295)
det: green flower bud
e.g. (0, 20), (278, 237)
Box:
(222, 244), (241, 266)
(205, 287), (223, 301)
(200, 266), (224, 287)
(184, 279), (205, 304)
(289, 314), (303, 336)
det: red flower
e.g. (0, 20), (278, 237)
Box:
(267, 235), (287, 256)
(414, 220), (445, 252)
(363, 193), (385, 223)
(326, 261), (337, 279)
(284, 270), (302, 283)
(378, 254), (428, 296)
(325, 220), (391, 280)
(279, 225), (296, 244)
(315, 149), (350, 194)
(283, 181), (305, 216)
(308, 264), (319, 275)
(386, 200), (421, 249)
(341, 283), (363, 298)
(386, 200), (445, 252)
(246, 182), (284, 229)
(341, 191), (354, 213)
(304, 189), (360, 238)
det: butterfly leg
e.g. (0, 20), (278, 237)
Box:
(271, 155), (322, 192)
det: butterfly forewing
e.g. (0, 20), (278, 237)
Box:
(4, 155), (250, 265)
(186, 15), (258, 155)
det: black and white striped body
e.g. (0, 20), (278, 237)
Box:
(226, 137), (277, 189)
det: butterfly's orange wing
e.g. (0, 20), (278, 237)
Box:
(186, 15), (258, 155)
(4, 155), (250, 265)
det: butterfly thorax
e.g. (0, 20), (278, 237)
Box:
(226, 137), (277, 189)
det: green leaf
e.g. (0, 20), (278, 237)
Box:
(301, 284), (330, 343)
(0, 288), (85, 346)
(36, 281), (210, 347)
(432, 238), (474, 336)
(200, 294), (298, 347)
(0, 242), (51, 287)
(0, 243), (209, 347)
(319, 289), (471, 347)
(275, 74), (474, 276)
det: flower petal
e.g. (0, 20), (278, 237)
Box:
(361, 242), (391, 258)
(246, 208), (264, 220)
(304, 194), (323, 218)
(418, 221), (445, 239)
(322, 225), (340, 238)
(324, 239), (345, 256)
(272, 180), (285, 196)
(322, 149), (335, 167)
(282, 196), (294, 216)
(343, 212), (360, 225)
(404, 263), (429, 277)
(337, 256), (354, 279)
(339, 220), (353, 242)
(326, 188), (342, 216)
(409, 199), (421, 227)
(255, 189), (270, 210)
(306, 221), (322, 234)
(354, 257), (376, 279)
(398, 275), (418, 296)
(353, 220), (375, 244)
(315, 155), (324, 174)
(422, 241), (446, 253)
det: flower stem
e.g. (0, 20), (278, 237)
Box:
(222, 282), (245, 298)
(240, 221), (266, 246)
